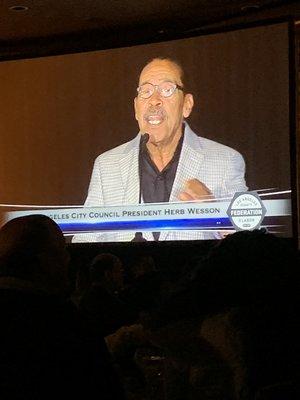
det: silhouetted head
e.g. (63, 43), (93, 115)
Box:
(89, 253), (124, 292)
(0, 215), (69, 295)
(209, 230), (296, 270)
(129, 255), (157, 280)
(203, 230), (299, 305)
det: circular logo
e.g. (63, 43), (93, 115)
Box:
(227, 192), (266, 231)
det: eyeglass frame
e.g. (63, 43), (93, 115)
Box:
(136, 81), (184, 99)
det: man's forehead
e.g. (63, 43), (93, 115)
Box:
(139, 60), (182, 85)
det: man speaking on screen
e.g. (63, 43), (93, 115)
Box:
(73, 58), (247, 242)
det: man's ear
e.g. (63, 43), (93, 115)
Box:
(134, 97), (138, 121)
(183, 94), (194, 118)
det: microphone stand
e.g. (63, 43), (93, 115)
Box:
(131, 133), (149, 242)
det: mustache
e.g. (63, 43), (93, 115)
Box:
(144, 107), (166, 119)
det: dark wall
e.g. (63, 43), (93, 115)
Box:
(0, 22), (290, 205)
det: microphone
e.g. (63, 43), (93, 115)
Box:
(131, 133), (150, 242)
(131, 232), (148, 242)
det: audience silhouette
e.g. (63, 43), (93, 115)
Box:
(139, 230), (300, 399)
(0, 216), (298, 399)
(0, 215), (125, 400)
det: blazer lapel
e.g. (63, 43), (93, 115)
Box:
(160, 126), (205, 241)
(118, 134), (155, 241)
(119, 135), (140, 205)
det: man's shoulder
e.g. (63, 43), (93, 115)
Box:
(94, 135), (140, 163)
(186, 125), (242, 157)
(198, 135), (239, 155)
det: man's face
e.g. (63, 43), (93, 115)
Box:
(134, 59), (194, 146)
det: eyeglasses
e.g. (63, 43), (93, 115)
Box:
(137, 81), (183, 99)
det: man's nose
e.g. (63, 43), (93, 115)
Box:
(148, 90), (163, 106)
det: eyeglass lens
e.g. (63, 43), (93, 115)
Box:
(138, 82), (177, 98)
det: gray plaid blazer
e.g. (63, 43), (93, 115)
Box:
(73, 123), (247, 242)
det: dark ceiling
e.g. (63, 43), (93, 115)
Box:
(0, 0), (300, 59)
